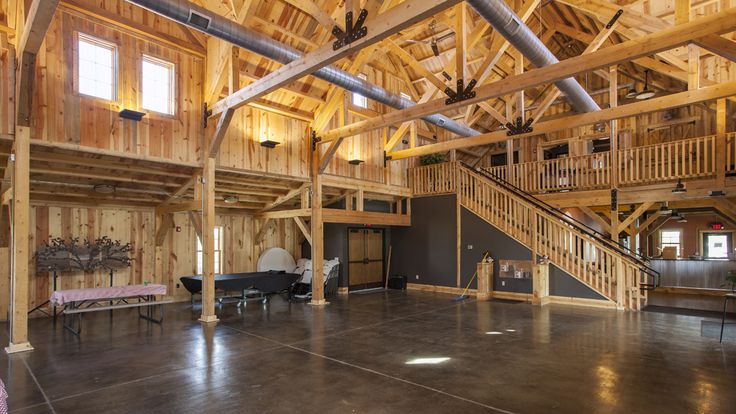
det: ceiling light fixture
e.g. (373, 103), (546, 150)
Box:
(223, 195), (239, 204)
(672, 179), (686, 193)
(625, 87), (638, 99)
(636, 70), (656, 100)
(93, 184), (116, 194)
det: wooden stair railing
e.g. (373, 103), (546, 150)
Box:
(411, 162), (658, 310)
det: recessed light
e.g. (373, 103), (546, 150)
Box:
(223, 195), (239, 204)
(93, 184), (115, 194)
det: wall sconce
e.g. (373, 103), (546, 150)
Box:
(260, 132), (281, 148)
(119, 109), (146, 121)
(259, 116), (280, 148)
(223, 195), (239, 204)
(349, 159), (364, 165)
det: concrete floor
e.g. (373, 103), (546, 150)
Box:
(2, 290), (736, 413)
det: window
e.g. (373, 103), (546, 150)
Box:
(196, 226), (223, 275)
(660, 230), (681, 257)
(352, 73), (368, 108)
(400, 92), (412, 102)
(141, 55), (175, 115)
(77, 34), (117, 101)
(704, 232), (732, 259)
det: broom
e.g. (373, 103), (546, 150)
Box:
(453, 251), (491, 302)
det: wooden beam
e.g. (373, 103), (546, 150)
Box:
(310, 147), (325, 305)
(155, 213), (174, 246)
(16, 0), (60, 127)
(200, 157), (217, 323)
(388, 81), (736, 160)
(257, 208), (312, 219)
(282, 0), (337, 28)
(254, 218), (274, 243)
(318, 8), (736, 143)
(207, 108), (235, 158)
(455, 3), (467, 84)
(259, 183), (308, 212)
(320, 174), (412, 196)
(693, 35), (736, 63)
(188, 211), (203, 241)
(617, 202), (654, 234)
(156, 200), (201, 215)
(6, 126), (32, 352)
(322, 209), (411, 226)
(210, 0), (461, 117)
(634, 212), (663, 236)
(293, 216), (312, 245)
(579, 206), (611, 233)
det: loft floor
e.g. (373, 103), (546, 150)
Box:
(2, 291), (736, 413)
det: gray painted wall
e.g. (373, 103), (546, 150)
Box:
(389, 194), (604, 300)
(391, 195), (457, 286)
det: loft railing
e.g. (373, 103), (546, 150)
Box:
(479, 133), (736, 194)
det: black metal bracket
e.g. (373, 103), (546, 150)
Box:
(444, 78), (477, 105)
(311, 130), (321, 151)
(202, 103), (212, 129)
(332, 9), (368, 51)
(384, 151), (392, 167)
(606, 9), (624, 29)
(505, 116), (534, 136)
(611, 188), (618, 212)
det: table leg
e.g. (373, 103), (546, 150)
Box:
(721, 297), (729, 342)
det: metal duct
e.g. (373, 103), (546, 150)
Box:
(126, 0), (481, 137)
(466, 0), (600, 114)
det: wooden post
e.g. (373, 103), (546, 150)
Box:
(310, 144), (326, 305)
(199, 158), (218, 323)
(456, 196), (461, 288)
(609, 65), (619, 188)
(716, 98), (727, 189)
(6, 126), (33, 353)
(615, 257), (625, 309)
(476, 261), (493, 301)
(532, 263), (549, 306)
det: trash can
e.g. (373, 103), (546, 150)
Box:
(388, 274), (407, 290)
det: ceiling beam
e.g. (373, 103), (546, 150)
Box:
(317, 8), (736, 144)
(388, 81), (736, 159)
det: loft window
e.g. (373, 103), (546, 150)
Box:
(353, 73), (368, 108)
(660, 230), (681, 258)
(703, 232), (731, 259)
(196, 226), (223, 275)
(77, 33), (117, 101)
(141, 55), (175, 115)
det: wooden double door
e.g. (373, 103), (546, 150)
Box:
(348, 228), (384, 291)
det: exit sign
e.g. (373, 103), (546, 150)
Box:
(711, 222), (724, 230)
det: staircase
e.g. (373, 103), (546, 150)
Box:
(410, 162), (659, 310)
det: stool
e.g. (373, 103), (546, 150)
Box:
(720, 293), (736, 342)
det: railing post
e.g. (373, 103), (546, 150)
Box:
(716, 99), (727, 189)
(615, 256), (625, 310)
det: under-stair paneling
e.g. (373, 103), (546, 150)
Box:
(29, 6), (203, 163)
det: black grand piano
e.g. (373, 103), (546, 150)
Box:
(180, 271), (300, 306)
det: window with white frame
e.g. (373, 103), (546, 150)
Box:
(77, 33), (117, 101)
(352, 73), (368, 108)
(141, 55), (175, 115)
(196, 226), (223, 275)
(660, 230), (681, 257)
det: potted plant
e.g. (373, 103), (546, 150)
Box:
(419, 153), (446, 166)
(723, 270), (736, 293)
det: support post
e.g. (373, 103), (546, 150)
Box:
(6, 126), (33, 354)
(609, 65), (619, 188)
(614, 257), (625, 309)
(532, 262), (549, 306)
(476, 260), (493, 301)
(310, 144), (326, 305)
(199, 158), (218, 323)
(716, 98), (727, 189)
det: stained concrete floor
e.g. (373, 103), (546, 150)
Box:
(2, 290), (736, 413)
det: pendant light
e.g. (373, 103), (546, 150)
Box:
(636, 70), (656, 100)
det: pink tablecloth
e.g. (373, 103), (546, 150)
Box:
(50, 284), (167, 306)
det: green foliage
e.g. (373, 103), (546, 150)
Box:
(723, 271), (736, 292)
(419, 153), (446, 166)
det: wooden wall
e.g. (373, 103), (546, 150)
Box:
(28, 5), (204, 164)
(0, 205), (302, 320)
